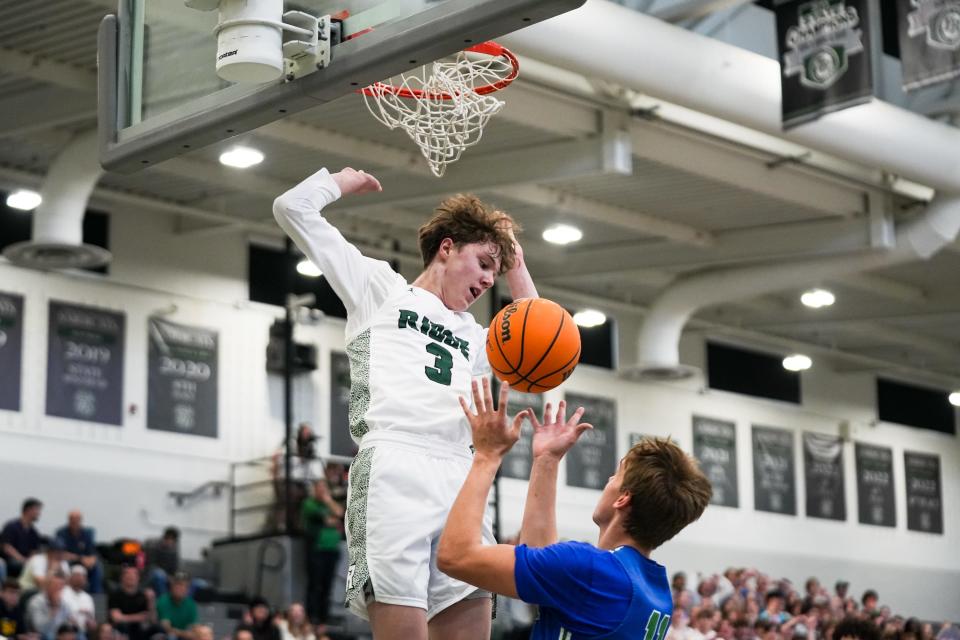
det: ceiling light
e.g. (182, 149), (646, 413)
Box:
(573, 309), (606, 327)
(296, 259), (322, 277)
(219, 146), (264, 168)
(801, 288), (835, 308)
(949, 392), (960, 407)
(542, 224), (583, 245)
(782, 354), (812, 372)
(6, 189), (42, 211)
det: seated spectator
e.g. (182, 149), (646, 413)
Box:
(25, 570), (73, 640)
(0, 578), (26, 639)
(1, 499), (43, 579)
(691, 608), (719, 640)
(55, 623), (79, 640)
(62, 566), (96, 638)
(20, 539), (71, 592)
(108, 566), (161, 640)
(156, 573), (198, 640)
(56, 512), (103, 594)
(95, 622), (119, 640)
(277, 603), (314, 640)
(144, 529), (180, 597)
(861, 590), (879, 618)
(834, 616), (881, 640)
(758, 591), (790, 625)
(754, 620), (779, 640)
(236, 597), (280, 640)
(190, 625), (214, 640)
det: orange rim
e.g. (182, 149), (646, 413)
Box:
(358, 41), (519, 100)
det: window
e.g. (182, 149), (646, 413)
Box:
(877, 378), (956, 435)
(707, 341), (801, 404)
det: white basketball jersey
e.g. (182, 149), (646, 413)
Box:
(273, 168), (490, 447)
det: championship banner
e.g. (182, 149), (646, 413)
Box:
(855, 443), (896, 527)
(752, 425), (797, 515)
(803, 432), (846, 521)
(776, 0), (873, 128)
(330, 351), (357, 457)
(147, 317), (218, 438)
(565, 393), (617, 490)
(904, 451), (943, 534)
(693, 416), (739, 508)
(500, 388), (545, 481)
(46, 301), (125, 425)
(0, 292), (24, 412)
(897, 0), (960, 90)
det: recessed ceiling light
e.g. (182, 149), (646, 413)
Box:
(782, 354), (812, 371)
(573, 309), (606, 327)
(6, 189), (42, 211)
(949, 392), (960, 407)
(800, 288), (835, 308)
(542, 224), (583, 245)
(219, 146), (264, 169)
(296, 259), (322, 277)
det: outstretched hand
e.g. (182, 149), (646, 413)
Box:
(331, 167), (382, 196)
(530, 399), (592, 461)
(459, 378), (527, 459)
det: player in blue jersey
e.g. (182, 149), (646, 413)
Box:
(438, 378), (713, 639)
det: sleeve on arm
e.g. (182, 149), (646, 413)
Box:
(513, 542), (595, 609)
(272, 168), (399, 327)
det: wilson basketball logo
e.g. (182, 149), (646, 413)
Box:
(486, 298), (580, 393)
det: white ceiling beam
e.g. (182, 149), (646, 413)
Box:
(831, 322), (960, 362)
(831, 273), (927, 303)
(653, 0), (753, 23)
(0, 47), (97, 92)
(630, 120), (866, 217)
(0, 89), (95, 137)
(494, 183), (713, 247)
(544, 216), (874, 277)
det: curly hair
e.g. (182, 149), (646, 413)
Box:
(418, 194), (519, 274)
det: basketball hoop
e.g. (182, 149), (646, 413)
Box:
(360, 42), (519, 177)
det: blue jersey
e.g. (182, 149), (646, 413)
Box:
(514, 541), (673, 640)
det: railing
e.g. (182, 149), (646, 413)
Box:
(228, 453), (354, 538)
(168, 480), (230, 507)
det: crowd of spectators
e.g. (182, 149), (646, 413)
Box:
(665, 568), (958, 640)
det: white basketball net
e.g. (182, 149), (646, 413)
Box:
(362, 49), (516, 177)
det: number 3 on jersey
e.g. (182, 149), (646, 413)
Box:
(424, 343), (453, 385)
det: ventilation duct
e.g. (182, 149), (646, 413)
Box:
(4, 129), (110, 270)
(504, 1), (960, 380)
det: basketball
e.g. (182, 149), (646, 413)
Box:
(486, 298), (581, 393)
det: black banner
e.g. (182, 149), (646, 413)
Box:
(565, 393), (617, 490)
(897, 0), (960, 90)
(329, 351), (357, 457)
(147, 317), (218, 438)
(776, 0), (873, 128)
(904, 451), (943, 534)
(855, 443), (895, 527)
(803, 432), (846, 521)
(0, 292), (23, 412)
(46, 301), (125, 425)
(500, 389), (545, 480)
(752, 425), (797, 515)
(693, 416), (739, 508)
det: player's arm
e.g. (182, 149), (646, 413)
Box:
(503, 222), (538, 299)
(519, 401), (592, 547)
(438, 379), (526, 598)
(272, 167), (382, 314)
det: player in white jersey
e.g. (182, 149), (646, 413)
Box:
(273, 167), (537, 640)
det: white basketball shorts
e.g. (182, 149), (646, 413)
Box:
(344, 430), (495, 621)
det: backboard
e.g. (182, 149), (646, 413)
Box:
(98, 0), (586, 173)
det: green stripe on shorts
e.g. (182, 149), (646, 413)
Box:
(345, 446), (374, 608)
